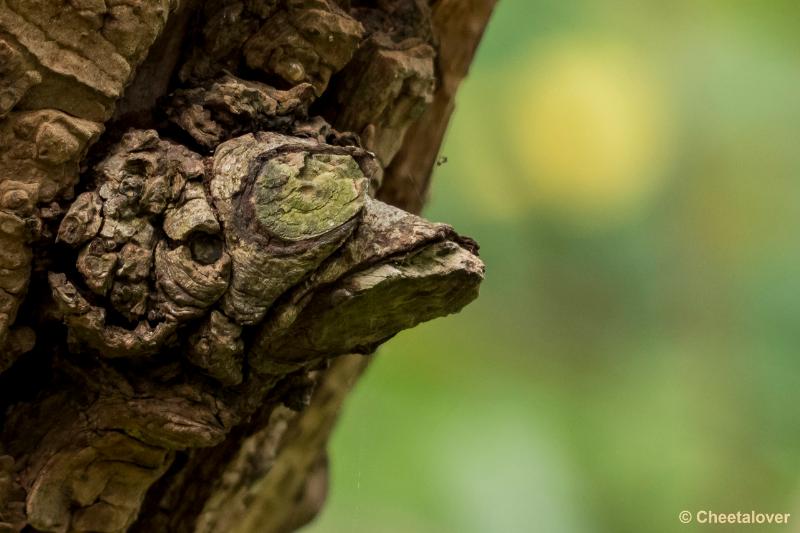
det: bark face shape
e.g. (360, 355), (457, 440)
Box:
(0, 0), (495, 531)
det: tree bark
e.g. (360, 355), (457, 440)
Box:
(0, 1), (496, 531)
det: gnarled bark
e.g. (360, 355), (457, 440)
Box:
(0, 0), (497, 531)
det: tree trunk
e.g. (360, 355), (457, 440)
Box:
(0, 1), (496, 531)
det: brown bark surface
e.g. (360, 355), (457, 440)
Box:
(0, 1), (496, 531)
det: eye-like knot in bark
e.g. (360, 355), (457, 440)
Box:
(210, 132), (372, 325)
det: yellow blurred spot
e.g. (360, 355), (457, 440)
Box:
(510, 38), (671, 227)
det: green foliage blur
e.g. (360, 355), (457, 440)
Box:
(306, 1), (800, 531)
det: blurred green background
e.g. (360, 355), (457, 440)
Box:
(306, 1), (800, 532)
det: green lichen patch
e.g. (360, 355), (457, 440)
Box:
(253, 152), (367, 241)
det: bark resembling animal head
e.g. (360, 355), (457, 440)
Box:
(50, 128), (483, 384)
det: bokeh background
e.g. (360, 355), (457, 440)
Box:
(306, 1), (800, 532)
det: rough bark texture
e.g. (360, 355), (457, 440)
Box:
(0, 0), (496, 531)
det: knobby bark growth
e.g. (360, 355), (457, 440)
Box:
(0, 0), (496, 531)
